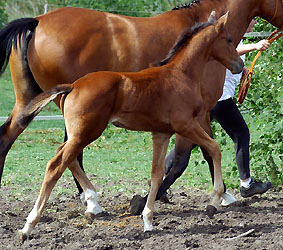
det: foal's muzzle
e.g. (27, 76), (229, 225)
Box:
(231, 59), (244, 74)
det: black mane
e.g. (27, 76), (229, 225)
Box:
(172, 0), (201, 11)
(153, 21), (212, 67)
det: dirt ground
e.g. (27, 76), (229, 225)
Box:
(1, 185), (283, 250)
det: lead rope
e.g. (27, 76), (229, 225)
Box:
(237, 28), (282, 104)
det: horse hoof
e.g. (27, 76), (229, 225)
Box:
(206, 205), (217, 219)
(130, 195), (146, 215)
(159, 192), (170, 204)
(143, 230), (153, 238)
(17, 230), (28, 244)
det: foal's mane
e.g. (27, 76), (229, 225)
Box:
(153, 21), (212, 67)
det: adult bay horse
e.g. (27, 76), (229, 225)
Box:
(16, 13), (243, 242)
(0, 0), (282, 197)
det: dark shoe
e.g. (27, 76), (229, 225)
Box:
(240, 178), (272, 198)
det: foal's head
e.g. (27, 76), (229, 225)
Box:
(207, 12), (244, 74)
(154, 12), (243, 74)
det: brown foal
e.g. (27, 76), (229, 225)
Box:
(17, 13), (243, 242)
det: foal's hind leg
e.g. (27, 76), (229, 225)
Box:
(67, 159), (103, 219)
(142, 132), (171, 231)
(64, 129), (86, 203)
(18, 141), (84, 242)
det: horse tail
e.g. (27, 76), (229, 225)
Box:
(0, 17), (39, 75)
(17, 84), (73, 128)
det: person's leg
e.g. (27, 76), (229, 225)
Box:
(211, 98), (250, 179)
(210, 98), (271, 197)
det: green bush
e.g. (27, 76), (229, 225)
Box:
(47, 0), (188, 16)
(0, 0), (8, 28)
(241, 35), (283, 187)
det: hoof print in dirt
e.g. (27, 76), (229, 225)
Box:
(206, 205), (217, 219)
(85, 211), (109, 222)
(130, 195), (146, 215)
(95, 211), (110, 219)
(17, 231), (28, 244)
(85, 211), (96, 222)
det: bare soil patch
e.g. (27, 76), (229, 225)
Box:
(1, 185), (283, 249)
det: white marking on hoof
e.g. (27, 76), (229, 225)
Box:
(142, 206), (153, 232)
(19, 218), (35, 243)
(80, 192), (87, 206)
(19, 199), (40, 239)
(85, 189), (103, 215)
(221, 190), (237, 206)
(18, 230), (28, 243)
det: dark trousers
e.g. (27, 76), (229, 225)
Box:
(210, 98), (250, 180)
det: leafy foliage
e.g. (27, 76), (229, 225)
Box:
(46, 0), (188, 16)
(0, 0), (8, 28)
(213, 20), (283, 188)
(240, 33), (283, 187)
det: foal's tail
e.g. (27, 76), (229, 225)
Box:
(0, 18), (39, 75)
(17, 84), (73, 128)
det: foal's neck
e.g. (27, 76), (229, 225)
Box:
(172, 29), (216, 81)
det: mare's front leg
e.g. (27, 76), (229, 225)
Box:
(142, 132), (171, 231)
(156, 136), (195, 200)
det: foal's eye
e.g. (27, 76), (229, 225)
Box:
(227, 37), (233, 44)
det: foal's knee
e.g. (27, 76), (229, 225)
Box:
(208, 142), (221, 160)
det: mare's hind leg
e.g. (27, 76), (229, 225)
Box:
(0, 48), (42, 185)
(142, 132), (171, 231)
(0, 47), (85, 197)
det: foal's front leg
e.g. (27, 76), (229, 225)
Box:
(142, 132), (171, 231)
(177, 121), (224, 217)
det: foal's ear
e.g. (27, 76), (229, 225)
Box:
(215, 11), (229, 33)
(208, 10), (216, 24)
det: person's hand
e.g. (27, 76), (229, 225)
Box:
(255, 39), (270, 51)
